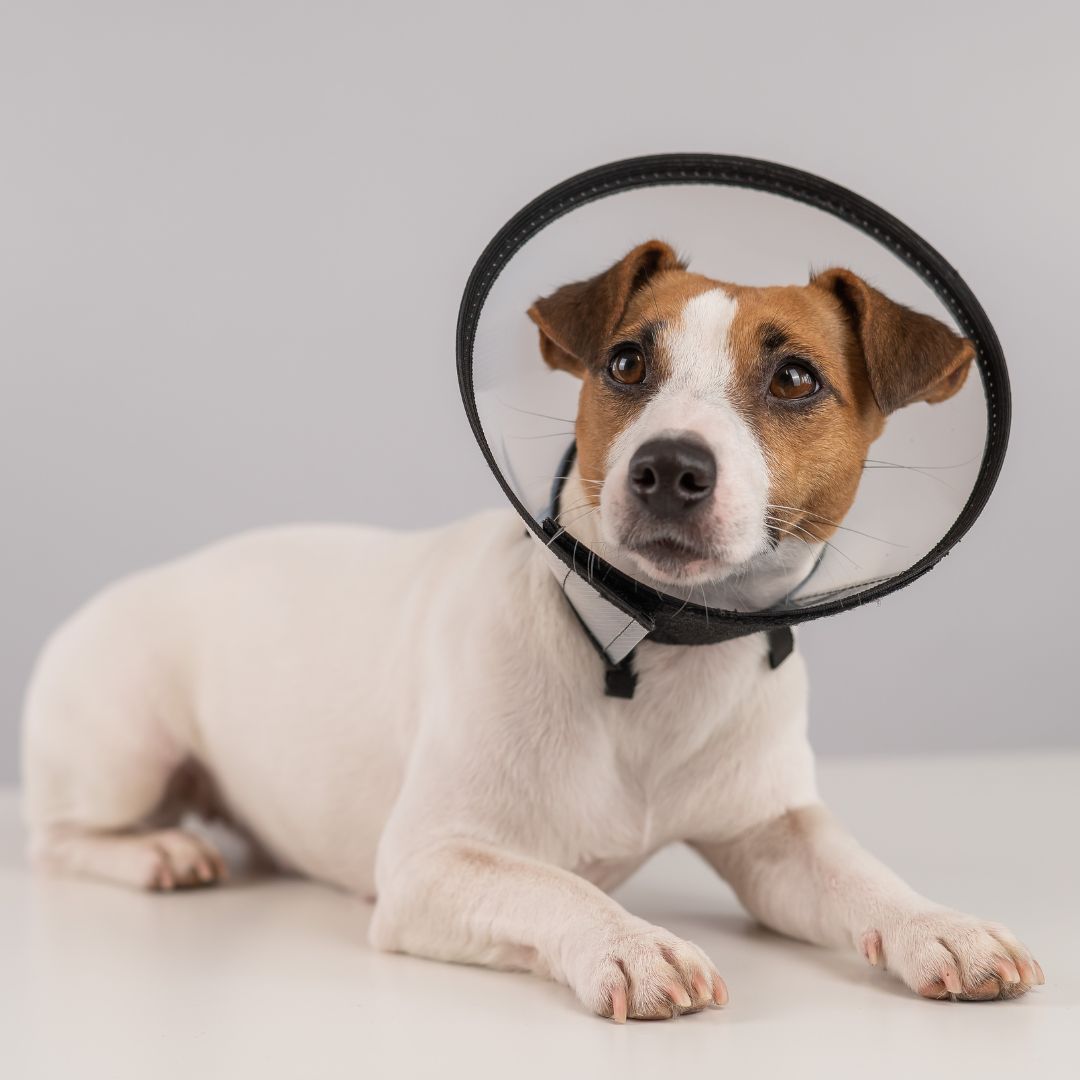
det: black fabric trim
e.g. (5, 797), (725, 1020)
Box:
(546, 439), (579, 527)
(457, 154), (1011, 648)
(604, 654), (638, 699)
(767, 626), (795, 669)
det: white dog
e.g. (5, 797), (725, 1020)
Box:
(22, 241), (1042, 1020)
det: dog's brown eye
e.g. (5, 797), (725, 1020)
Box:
(770, 362), (819, 400)
(609, 349), (646, 385)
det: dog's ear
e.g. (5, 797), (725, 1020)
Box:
(811, 268), (975, 414)
(527, 240), (682, 377)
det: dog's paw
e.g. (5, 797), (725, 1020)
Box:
(33, 825), (229, 891)
(139, 828), (229, 890)
(571, 921), (727, 1022)
(862, 910), (1044, 1001)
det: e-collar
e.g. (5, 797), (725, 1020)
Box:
(457, 154), (1010, 698)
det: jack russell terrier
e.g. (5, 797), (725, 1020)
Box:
(22, 240), (1042, 1020)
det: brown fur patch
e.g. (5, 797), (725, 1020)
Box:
(723, 283), (885, 542)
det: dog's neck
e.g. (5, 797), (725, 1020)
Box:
(557, 459), (821, 614)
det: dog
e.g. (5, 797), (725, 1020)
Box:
(22, 240), (1043, 1020)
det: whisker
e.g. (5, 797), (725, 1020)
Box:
(545, 499), (598, 548)
(506, 431), (579, 441)
(767, 522), (824, 569)
(516, 474), (605, 495)
(549, 476), (605, 486)
(517, 475), (606, 507)
(557, 504), (602, 529)
(765, 514), (860, 569)
(564, 509), (602, 570)
(861, 459), (954, 490)
(544, 506), (600, 550)
(494, 397), (577, 425)
(765, 504), (906, 548)
(555, 498), (598, 522)
(671, 589), (694, 618)
(864, 455), (978, 471)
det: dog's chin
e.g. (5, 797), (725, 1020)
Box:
(596, 505), (767, 591)
(622, 536), (745, 589)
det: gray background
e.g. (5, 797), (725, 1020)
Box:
(1, 1), (1077, 783)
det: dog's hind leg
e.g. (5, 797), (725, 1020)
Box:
(21, 582), (227, 891)
(34, 823), (228, 890)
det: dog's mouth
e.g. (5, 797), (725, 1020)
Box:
(622, 530), (725, 585)
(631, 535), (709, 567)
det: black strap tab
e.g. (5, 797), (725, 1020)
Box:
(767, 626), (795, 669)
(604, 653), (638, 698)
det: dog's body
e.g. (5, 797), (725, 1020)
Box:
(23, 243), (1042, 1019)
(24, 513), (810, 898)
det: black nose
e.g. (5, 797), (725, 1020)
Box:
(628, 437), (717, 517)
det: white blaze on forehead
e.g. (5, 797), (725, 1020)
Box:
(599, 285), (773, 581)
(661, 287), (739, 397)
(605, 286), (745, 470)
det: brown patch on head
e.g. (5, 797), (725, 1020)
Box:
(724, 283), (883, 542)
(528, 241), (714, 499)
(527, 240), (681, 375)
(725, 270), (974, 543)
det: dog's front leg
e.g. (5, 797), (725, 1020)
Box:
(370, 839), (726, 1021)
(694, 804), (1044, 1001)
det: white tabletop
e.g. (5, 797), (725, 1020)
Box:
(2, 752), (1077, 1080)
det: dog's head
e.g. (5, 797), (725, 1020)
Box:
(528, 240), (974, 590)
